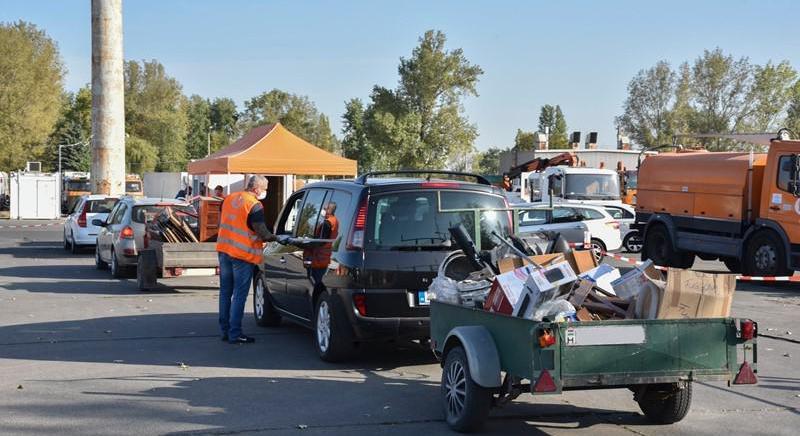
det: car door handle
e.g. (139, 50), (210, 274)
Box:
(279, 257), (286, 263)
(769, 205), (780, 211)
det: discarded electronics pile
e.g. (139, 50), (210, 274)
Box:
(429, 224), (736, 322)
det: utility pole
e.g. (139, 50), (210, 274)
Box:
(91, 0), (126, 195)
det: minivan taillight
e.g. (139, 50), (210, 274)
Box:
(77, 203), (88, 228)
(347, 197), (368, 249)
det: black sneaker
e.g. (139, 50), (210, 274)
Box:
(229, 335), (256, 344)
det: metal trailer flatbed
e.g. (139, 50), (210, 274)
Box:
(429, 300), (758, 432)
(135, 241), (218, 291)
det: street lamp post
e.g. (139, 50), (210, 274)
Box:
(207, 126), (214, 156)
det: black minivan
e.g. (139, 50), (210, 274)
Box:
(254, 171), (512, 361)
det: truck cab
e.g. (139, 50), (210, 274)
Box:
(758, 141), (800, 272)
(526, 167), (623, 206)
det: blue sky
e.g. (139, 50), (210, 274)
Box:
(2, 0), (799, 150)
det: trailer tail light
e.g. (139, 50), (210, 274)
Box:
(347, 197), (368, 249)
(538, 328), (555, 348)
(120, 226), (134, 240)
(77, 203), (88, 228)
(353, 294), (367, 316)
(740, 319), (756, 340)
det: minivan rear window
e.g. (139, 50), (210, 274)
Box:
(366, 190), (510, 250)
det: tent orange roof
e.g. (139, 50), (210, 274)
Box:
(187, 123), (357, 176)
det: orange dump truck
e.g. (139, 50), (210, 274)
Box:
(635, 139), (800, 276)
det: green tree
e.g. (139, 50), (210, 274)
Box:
(124, 60), (188, 172)
(242, 89), (339, 153)
(341, 98), (372, 171)
(46, 86), (93, 171)
(209, 97), (239, 152)
(787, 79), (800, 136)
(0, 21), (64, 171)
(747, 61), (797, 131)
(617, 61), (677, 148)
(513, 129), (535, 150)
(551, 106), (569, 148)
(472, 147), (504, 175)
(690, 48), (754, 136)
(537, 104), (569, 148)
(185, 95), (211, 160)
(360, 30), (483, 170)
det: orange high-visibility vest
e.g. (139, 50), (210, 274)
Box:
(216, 191), (264, 264)
(311, 215), (339, 269)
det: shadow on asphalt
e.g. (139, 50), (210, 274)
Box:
(0, 241), (91, 259)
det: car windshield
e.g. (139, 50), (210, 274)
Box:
(367, 190), (511, 251)
(565, 174), (620, 200)
(86, 198), (118, 213)
(67, 181), (92, 191)
(132, 204), (194, 223)
(126, 181), (142, 193)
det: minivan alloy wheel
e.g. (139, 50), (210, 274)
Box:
(316, 300), (331, 353)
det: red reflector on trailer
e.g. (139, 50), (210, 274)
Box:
(533, 369), (557, 392)
(733, 361), (757, 385)
(740, 319), (755, 340)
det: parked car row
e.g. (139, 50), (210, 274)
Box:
(64, 194), (193, 278)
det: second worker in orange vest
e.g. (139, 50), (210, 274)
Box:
(305, 202), (339, 287)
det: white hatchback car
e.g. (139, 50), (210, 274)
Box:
(545, 204), (622, 258)
(601, 203), (641, 253)
(63, 195), (119, 254)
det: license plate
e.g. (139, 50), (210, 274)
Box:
(417, 290), (429, 306)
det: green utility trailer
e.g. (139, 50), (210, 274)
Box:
(430, 301), (758, 433)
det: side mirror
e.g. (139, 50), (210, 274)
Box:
(92, 219), (105, 227)
(788, 180), (800, 197)
(791, 155), (800, 196)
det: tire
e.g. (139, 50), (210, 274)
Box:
(623, 232), (643, 253)
(590, 238), (606, 263)
(63, 230), (71, 250)
(136, 250), (158, 291)
(95, 246), (108, 270)
(70, 231), (79, 254)
(441, 346), (493, 433)
(314, 292), (355, 362)
(744, 231), (791, 277)
(253, 274), (281, 327)
(722, 257), (742, 274)
(643, 225), (694, 268)
(111, 250), (129, 279)
(637, 382), (692, 424)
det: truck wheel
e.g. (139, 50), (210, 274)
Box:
(637, 382), (692, 424)
(643, 225), (673, 267)
(623, 232), (643, 253)
(442, 346), (493, 433)
(722, 257), (742, 273)
(314, 292), (355, 362)
(253, 274), (281, 327)
(744, 231), (791, 277)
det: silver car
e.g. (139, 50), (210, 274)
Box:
(94, 197), (194, 278)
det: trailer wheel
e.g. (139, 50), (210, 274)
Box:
(253, 274), (281, 327)
(442, 346), (492, 433)
(637, 382), (692, 424)
(136, 250), (158, 291)
(744, 231), (791, 277)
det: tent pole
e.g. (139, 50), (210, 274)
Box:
(226, 172), (230, 194)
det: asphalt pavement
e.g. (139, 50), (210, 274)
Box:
(0, 220), (798, 435)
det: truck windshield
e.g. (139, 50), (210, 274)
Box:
(367, 190), (511, 251)
(67, 181), (92, 191)
(625, 171), (637, 189)
(565, 174), (620, 200)
(126, 181), (142, 193)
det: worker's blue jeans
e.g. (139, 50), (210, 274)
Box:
(218, 252), (255, 341)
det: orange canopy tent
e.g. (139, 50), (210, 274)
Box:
(187, 123), (357, 176)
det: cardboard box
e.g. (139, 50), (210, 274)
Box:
(656, 269), (736, 319)
(484, 265), (537, 315)
(521, 261), (578, 318)
(611, 260), (664, 301)
(579, 264), (621, 295)
(497, 250), (597, 275)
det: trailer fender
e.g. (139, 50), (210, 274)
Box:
(442, 326), (502, 388)
(742, 219), (792, 266)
